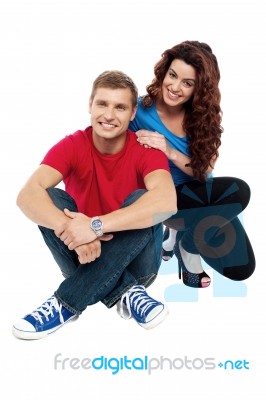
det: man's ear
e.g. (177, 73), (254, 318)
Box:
(130, 105), (138, 121)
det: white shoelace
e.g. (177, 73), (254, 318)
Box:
(119, 286), (158, 320)
(30, 296), (64, 325)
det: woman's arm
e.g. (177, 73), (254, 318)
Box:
(136, 129), (216, 176)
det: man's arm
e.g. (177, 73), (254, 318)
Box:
(17, 164), (177, 250)
(102, 169), (177, 231)
(60, 169), (177, 250)
(16, 164), (69, 229)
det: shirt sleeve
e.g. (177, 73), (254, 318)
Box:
(139, 147), (170, 178)
(40, 135), (76, 178)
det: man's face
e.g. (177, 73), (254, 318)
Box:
(89, 87), (136, 141)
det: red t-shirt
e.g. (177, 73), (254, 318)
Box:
(41, 126), (170, 216)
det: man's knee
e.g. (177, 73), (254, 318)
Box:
(121, 189), (147, 208)
(46, 188), (78, 211)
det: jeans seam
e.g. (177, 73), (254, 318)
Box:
(92, 230), (152, 304)
(54, 291), (81, 315)
(103, 272), (157, 308)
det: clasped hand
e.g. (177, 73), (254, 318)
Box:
(54, 209), (113, 264)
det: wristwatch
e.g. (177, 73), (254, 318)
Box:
(90, 217), (103, 237)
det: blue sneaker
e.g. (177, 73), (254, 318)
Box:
(12, 296), (77, 340)
(117, 285), (168, 329)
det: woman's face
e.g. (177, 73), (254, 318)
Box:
(161, 59), (196, 107)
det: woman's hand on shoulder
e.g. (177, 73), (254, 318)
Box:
(136, 130), (171, 157)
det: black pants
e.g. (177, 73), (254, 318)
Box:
(165, 177), (255, 281)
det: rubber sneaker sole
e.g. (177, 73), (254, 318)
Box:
(12, 315), (78, 340)
(138, 305), (169, 330)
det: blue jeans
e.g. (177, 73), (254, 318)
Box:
(38, 188), (163, 315)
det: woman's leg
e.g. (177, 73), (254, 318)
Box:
(165, 177), (255, 280)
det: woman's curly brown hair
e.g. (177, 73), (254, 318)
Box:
(142, 40), (223, 181)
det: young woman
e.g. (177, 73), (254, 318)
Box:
(129, 40), (255, 288)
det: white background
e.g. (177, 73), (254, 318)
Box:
(0, 0), (265, 398)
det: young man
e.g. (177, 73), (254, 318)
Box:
(13, 70), (177, 340)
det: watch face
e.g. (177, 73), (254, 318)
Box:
(92, 219), (102, 230)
